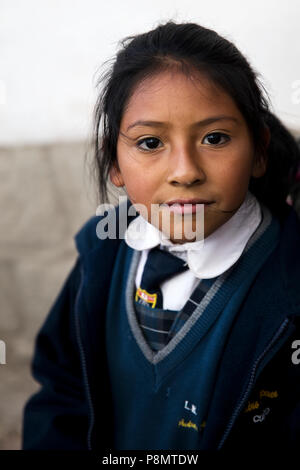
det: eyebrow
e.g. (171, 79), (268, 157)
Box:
(126, 115), (239, 132)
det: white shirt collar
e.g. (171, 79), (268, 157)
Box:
(124, 190), (262, 279)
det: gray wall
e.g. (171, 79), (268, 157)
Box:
(0, 141), (101, 449)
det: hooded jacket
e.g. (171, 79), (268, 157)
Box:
(22, 201), (300, 451)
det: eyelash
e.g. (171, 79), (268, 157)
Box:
(135, 132), (231, 152)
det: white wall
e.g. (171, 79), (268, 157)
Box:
(1, 0), (300, 145)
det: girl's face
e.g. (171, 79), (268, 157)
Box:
(111, 70), (268, 243)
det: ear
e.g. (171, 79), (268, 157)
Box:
(251, 126), (270, 178)
(109, 162), (124, 187)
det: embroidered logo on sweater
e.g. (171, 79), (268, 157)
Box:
(244, 401), (260, 413)
(243, 389), (279, 425)
(135, 287), (157, 308)
(177, 419), (206, 433)
(184, 400), (198, 415)
(259, 389), (278, 399)
(253, 407), (270, 423)
(178, 419), (199, 432)
(244, 389), (279, 415)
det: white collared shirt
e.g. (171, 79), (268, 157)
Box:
(124, 190), (262, 310)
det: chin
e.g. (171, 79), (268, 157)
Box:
(167, 223), (205, 244)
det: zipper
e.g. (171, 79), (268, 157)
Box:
(74, 262), (95, 451)
(218, 317), (291, 450)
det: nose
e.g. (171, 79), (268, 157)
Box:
(166, 142), (205, 186)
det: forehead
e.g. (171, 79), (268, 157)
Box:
(121, 69), (242, 126)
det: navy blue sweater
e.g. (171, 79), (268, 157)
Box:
(22, 201), (300, 451)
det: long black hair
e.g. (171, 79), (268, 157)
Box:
(88, 20), (300, 222)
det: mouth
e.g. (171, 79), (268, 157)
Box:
(161, 198), (214, 214)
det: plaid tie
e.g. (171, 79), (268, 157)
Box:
(135, 246), (189, 309)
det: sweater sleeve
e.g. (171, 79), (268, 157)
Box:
(21, 255), (90, 450)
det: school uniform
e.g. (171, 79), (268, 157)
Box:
(22, 191), (300, 452)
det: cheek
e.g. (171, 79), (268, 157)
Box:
(119, 160), (161, 198)
(215, 151), (253, 188)
(120, 169), (154, 205)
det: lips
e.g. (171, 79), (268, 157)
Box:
(161, 199), (214, 215)
(164, 198), (214, 205)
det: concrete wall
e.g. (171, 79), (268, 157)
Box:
(1, 0), (300, 145)
(0, 141), (100, 449)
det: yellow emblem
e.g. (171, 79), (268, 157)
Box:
(135, 287), (158, 308)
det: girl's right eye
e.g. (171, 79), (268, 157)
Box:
(136, 137), (162, 152)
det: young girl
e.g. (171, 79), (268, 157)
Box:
(22, 21), (300, 452)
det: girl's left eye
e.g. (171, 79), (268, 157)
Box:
(136, 137), (162, 152)
(202, 132), (230, 145)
